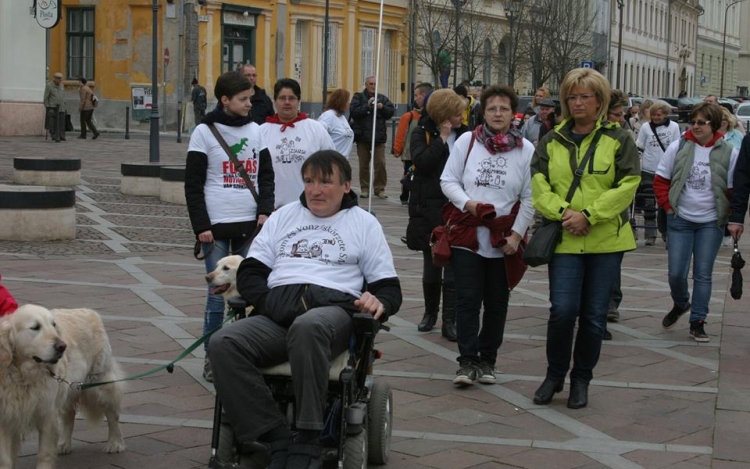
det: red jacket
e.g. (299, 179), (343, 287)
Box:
(0, 276), (17, 316)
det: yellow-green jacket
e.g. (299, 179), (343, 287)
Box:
(530, 118), (641, 254)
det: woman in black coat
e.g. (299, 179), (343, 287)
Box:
(406, 89), (468, 340)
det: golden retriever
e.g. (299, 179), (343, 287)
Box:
(205, 255), (244, 300)
(0, 304), (125, 469)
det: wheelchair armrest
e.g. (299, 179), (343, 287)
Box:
(227, 296), (247, 309)
(352, 312), (384, 337)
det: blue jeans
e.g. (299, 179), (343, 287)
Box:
(451, 248), (509, 366)
(202, 237), (251, 350)
(546, 252), (623, 383)
(666, 215), (723, 323)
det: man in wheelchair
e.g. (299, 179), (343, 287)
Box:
(209, 150), (402, 469)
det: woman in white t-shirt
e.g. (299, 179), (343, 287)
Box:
(261, 78), (335, 207)
(654, 102), (739, 343)
(318, 88), (354, 158)
(185, 70), (275, 382)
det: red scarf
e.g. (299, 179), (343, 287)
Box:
(683, 129), (724, 148)
(265, 112), (308, 132)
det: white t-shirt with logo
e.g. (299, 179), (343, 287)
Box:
(188, 122), (266, 224)
(248, 201), (397, 297)
(318, 110), (354, 158)
(656, 139), (739, 223)
(261, 119), (336, 207)
(636, 120), (681, 173)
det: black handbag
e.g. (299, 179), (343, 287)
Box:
(523, 130), (603, 267)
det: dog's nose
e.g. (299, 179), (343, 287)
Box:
(205, 275), (212, 283)
(54, 340), (67, 354)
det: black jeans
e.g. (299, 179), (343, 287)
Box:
(79, 110), (98, 137)
(451, 248), (509, 366)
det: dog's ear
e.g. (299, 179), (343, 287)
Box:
(0, 319), (13, 367)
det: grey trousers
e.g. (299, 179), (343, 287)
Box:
(209, 306), (352, 443)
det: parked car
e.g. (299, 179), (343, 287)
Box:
(736, 103), (750, 131)
(677, 96), (701, 122)
(657, 98), (682, 122)
(719, 98), (739, 113)
(727, 96), (748, 104)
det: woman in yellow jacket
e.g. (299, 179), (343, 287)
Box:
(530, 69), (640, 409)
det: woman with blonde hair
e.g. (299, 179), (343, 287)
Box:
(720, 107), (744, 150)
(531, 68), (640, 408)
(318, 88), (354, 157)
(407, 89), (467, 340)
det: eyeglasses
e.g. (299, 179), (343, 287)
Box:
(485, 106), (512, 114)
(566, 94), (595, 103)
(689, 120), (711, 126)
(276, 96), (299, 102)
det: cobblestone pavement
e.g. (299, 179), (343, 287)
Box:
(1, 134), (749, 469)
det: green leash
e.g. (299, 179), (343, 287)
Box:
(59, 310), (239, 391)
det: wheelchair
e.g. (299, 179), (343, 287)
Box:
(208, 297), (394, 469)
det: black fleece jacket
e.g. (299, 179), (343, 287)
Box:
(236, 191), (403, 322)
(729, 134), (750, 224)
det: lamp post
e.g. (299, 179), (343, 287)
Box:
(452, 0), (467, 88)
(503, 0), (522, 88)
(720, 0), (746, 98)
(149, 0), (161, 163)
(322, 0), (330, 110)
(615, 0), (624, 89)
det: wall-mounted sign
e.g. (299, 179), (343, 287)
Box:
(35, 0), (61, 29)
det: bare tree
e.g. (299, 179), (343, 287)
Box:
(458, 1), (499, 85)
(517, 2), (555, 91)
(413, 0), (459, 87)
(546, 0), (597, 89)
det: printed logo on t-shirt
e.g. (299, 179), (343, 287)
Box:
(279, 224), (348, 265)
(274, 136), (306, 164)
(475, 156), (507, 189)
(221, 141), (259, 189)
(686, 162), (709, 190)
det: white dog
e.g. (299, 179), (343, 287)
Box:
(0, 304), (125, 469)
(205, 255), (245, 300)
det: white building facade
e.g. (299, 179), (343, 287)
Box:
(696, 0), (745, 97)
(739, 0), (750, 96)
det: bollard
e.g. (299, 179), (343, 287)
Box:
(125, 106), (130, 140)
(56, 105), (63, 142)
(177, 106), (182, 143)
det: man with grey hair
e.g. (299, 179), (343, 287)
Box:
(239, 64), (274, 125)
(349, 76), (395, 198)
(704, 94), (718, 105)
(44, 72), (67, 142)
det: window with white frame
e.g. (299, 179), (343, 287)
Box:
(294, 22), (305, 82)
(67, 8), (95, 79)
(326, 24), (338, 87)
(361, 28), (375, 82)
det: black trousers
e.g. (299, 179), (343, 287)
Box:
(79, 110), (98, 138)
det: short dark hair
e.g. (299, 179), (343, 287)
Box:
(480, 85), (518, 115)
(79, 77), (87, 85)
(274, 78), (301, 100)
(191, 78), (198, 85)
(415, 82), (433, 95)
(453, 85), (469, 98)
(214, 71), (251, 101)
(690, 102), (724, 133)
(301, 150), (352, 184)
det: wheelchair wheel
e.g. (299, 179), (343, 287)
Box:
(342, 428), (368, 469)
(367, 381), (393, 465)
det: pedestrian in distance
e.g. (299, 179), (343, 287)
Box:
(318, 88), (355, 158)
(44, 72), (67, 142)
(441, 85), (535, 387)
(261, 78), (335, 208)
(349, 76), (396, 199)
(654, 102), (739, 343)
(406, 88), (467, 341)
(393, 82), (433, 205)
(531, 68), (641, 409)
(185, 70), (275, 382)
(77, 77), (100, 140)
(191, 78), (208, 127)
(239, 64), (275, 126)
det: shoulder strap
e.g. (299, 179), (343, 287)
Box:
(465, 132), (476, 165)
(207, 124), (260, 203)
(650, 122), (666, 152)
(565, 129), (603, 203)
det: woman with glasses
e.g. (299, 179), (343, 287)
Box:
(440, 85), (535, 387)
(185, 71), (275, 381)
(654, 102), (739, 342)
(261, 78), (335, 207)
(530, 69), (640, 409)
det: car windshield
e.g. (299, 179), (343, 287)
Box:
(738, 106), (750, 116)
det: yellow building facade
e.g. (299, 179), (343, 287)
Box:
(45, 0), (409, 130)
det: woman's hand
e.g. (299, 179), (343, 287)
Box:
(501, 231), (522, 256)
(439, 120), (452, 141)
(464, 200), (479, 217)
(197, 230), (214, 243)
(561, 209), (590, 236)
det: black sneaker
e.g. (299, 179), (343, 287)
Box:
(603, 328), (612, 341)
(476, 362), (496, 384)
(662, 302), (690, 329)
(689, 320), (710, 342)
(607, 309), (620, 323)
(452, 363), (477, 387)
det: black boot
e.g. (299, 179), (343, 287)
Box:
(441, 282), (457, 341)
(567, 381), (589, 409)
(418, 282), (441, 332)
(533, 377), (564, 405)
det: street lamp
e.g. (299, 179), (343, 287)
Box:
(149, 0), (161, 163)
(720, 0), (746, 98)
(322, 0), (330, 109)
(503, 0), (522, 88)
(615, 0), (624, 90)
(452, 0), (467, 88)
